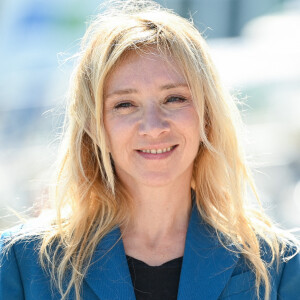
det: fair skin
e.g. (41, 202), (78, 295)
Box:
(104, 49), (201, 266)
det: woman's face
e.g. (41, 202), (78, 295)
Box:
(103, 49), (201, 188)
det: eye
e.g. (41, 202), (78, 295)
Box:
(114, 102), (134, 109)
(165, 95), (188, 104)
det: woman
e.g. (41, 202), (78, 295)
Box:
(1, 1), (299, 299)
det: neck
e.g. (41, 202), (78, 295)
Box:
(122, 181), (192, 245)
(118, 168), (193, 264)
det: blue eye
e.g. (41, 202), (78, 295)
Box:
(114, 102), (134, 109)
(165, 96), (187, 103)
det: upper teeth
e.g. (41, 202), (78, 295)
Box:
(141, 147), (173, 154)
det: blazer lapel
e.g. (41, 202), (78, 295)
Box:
(84, 227), (135, 300)
(84, 203), (239, 300)
(177, 205), (239, 300)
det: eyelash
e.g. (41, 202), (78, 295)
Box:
(165, 96), (188, 104)
(114, 102), (134, 109)
(113, 96), (188, 110)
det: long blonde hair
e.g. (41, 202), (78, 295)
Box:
(28, 1), (298, 299)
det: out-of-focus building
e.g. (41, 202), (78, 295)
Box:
(158, 0), (284, 38)
(1, 0), (299, 230)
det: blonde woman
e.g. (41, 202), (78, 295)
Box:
(1, 1), (299, 299)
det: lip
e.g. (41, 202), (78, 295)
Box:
(136, 145), (178, 160)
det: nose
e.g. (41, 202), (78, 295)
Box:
(138, 103), (170, 137)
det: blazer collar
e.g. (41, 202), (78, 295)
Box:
(177, 205), (239, 299)
(85, 204), (239, 300)
(84, 227), (135, 300)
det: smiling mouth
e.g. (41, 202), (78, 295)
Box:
(137, 145), (177, 154)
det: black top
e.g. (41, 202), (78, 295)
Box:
(126, 255), (183, 300)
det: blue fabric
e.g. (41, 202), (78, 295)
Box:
(1, 206), (300, 300)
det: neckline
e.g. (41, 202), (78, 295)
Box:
(126, 255), (183, 267)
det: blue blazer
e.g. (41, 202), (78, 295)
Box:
(1, 205), (300, 300)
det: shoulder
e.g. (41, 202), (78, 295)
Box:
(0, 223), (59, 300)
(260, 240), (300, 298)
(0, 224), (40, 300)
(221, 240), (300, 299)
(276, 244), (300, 299)
(0, 222), (44, 270)
(258, 238), (300, 285)
(1, 222), (44, 252)
(0, 220), (54, 278)
(0, 225), (27, 300)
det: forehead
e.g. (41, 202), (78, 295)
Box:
(105, 48), (187, 91)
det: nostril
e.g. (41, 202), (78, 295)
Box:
(138, 126), (170, 137)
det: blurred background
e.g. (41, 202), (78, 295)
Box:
(1, 0), (300, 230)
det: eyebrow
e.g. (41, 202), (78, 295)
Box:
(105, 83), (189, 99)
(160, 83), (189, 90)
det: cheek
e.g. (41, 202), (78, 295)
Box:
(182, 110), (201, 152)
(176, 108), (200, 136)
(104, 115), (136, 154)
